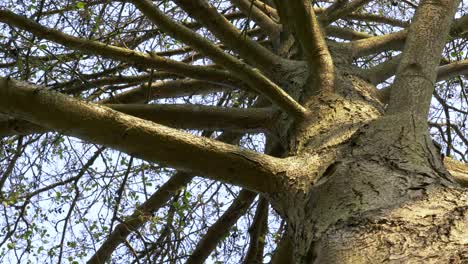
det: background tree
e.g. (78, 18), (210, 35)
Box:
(0, 0), (467, 263)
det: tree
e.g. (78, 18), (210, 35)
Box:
(0, 0), (467, 263)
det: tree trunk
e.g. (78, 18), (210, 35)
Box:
(268, 68), (468, 263)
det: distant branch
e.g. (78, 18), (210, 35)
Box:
(88, 132), (243, 264)
(185, 189), (257, 264)
(0, 10), (234, 83)
(88, 171), (193, 264)
(243, 197), (269, 264)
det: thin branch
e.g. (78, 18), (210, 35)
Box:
(326, 26), (372, 40)
(345, 12), (410, 28)
(185, 189), (257, 264)
(88, 172), (193, 264)
(0, 136), (23, 194)
(88, 132), (243, 264)
(132, 0), (308, 119)
(100, 79), (230, 104)
(0, 10), (235, 83)
(320, 0), (373, 26)
(243, 197), (268, 264)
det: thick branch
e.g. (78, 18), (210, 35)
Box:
(230, 0), (281, 39)
(277, 0), (335, 94)
(0, 80), (234, 137)
(0, 78), (287, 193)
(344, 30), (407, 58)
(107, 104), (275, 132)
(387, 0), (461, 118)
(343, 13), (466, 59)
(367, 58), (468, 87)
(172, 0), (282, 75)
(436, 59), (468, 81)
(132, 0), (308, 119)
(365, 55), (402, 85)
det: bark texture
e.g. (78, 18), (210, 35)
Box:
(0, 0), (467, 263)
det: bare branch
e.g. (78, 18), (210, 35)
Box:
(243, 197), (268, 264)
(185, 189), (257, 264)
(107, 104), (275, 132)
(0, 10), (234, 83)
(132, 0), (308, 119)
(436, 59), (468, 82)
(345, 12), (410, 28)
(88, 171), (193, 264)
(230, 0), (281, 39)
(320, 0), (373, 26)
(172, 0), (282, 75)
(326, 26), (372, 40)
(88, 132), (243, 264)
(0, 78), (287, 193)
(344, 30), (407, 58)
(343, 13), (467, 59)
(275, 0), (335, 94)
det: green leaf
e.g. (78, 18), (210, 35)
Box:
(76, 2), (85, 9)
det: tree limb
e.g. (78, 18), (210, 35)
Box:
(106, 104), (275, 132)
(243, 196), (268, 264)
(0, 10), (234, 83)
(172, 0), (282, 75)
(0, 78), (287, 193)
(229, 0), (281, 39)
(275, 0), (335, 94)
(320, 0), (373, 26)
(132, 0), (308, 119)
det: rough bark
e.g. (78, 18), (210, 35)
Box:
(0, 1), (467, 263)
